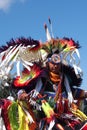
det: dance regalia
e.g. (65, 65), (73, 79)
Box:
(0, 19), (87, 130)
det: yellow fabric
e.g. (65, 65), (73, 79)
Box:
(18, 104), (29, 130)
(42, 101), (54, 118)
(71, 103), (87, 122)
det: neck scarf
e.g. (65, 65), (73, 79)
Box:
(49, 72), (60, 83)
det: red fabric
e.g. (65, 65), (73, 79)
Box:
(1, 99), (12, 130)
(81, 123), (87, 130)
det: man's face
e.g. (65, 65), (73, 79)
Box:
(47, 54), (61, 74)
(48, 62), (61, 74)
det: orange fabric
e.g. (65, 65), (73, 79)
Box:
(49, 72), (60, 83)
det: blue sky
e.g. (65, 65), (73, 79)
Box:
(0, 0), (87, 90)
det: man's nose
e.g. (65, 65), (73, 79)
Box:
(54, 64), (57, 68)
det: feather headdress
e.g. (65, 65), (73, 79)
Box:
(42, 18), (82, 77)
(0, 37), (42, 87)
(0, 19), (83, 89)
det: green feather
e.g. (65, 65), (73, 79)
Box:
(8, 102), (19, 130)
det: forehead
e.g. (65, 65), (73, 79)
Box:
(48, 61), (61, 66)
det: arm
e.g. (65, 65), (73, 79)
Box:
(72, 88), (87, 99)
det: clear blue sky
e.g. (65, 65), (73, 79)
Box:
(0, 0), (87, 90)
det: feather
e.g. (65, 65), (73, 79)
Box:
(16, 61), (21, 76)
(8, 102), (19, 130)
(48, 120), (55, 130)
(64, 75), (74, 104)
(1, 99), (12, 130)
(0, 108), (6, 130)
(44, 24), (51, 41)
(0, 37), (40, 54)
(18, 102), (37, 130)
(18, 104), (29, 130)
(42, 100), (55, 122)
(48, 17), (54, 38)
(14, 64), (42, 87)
